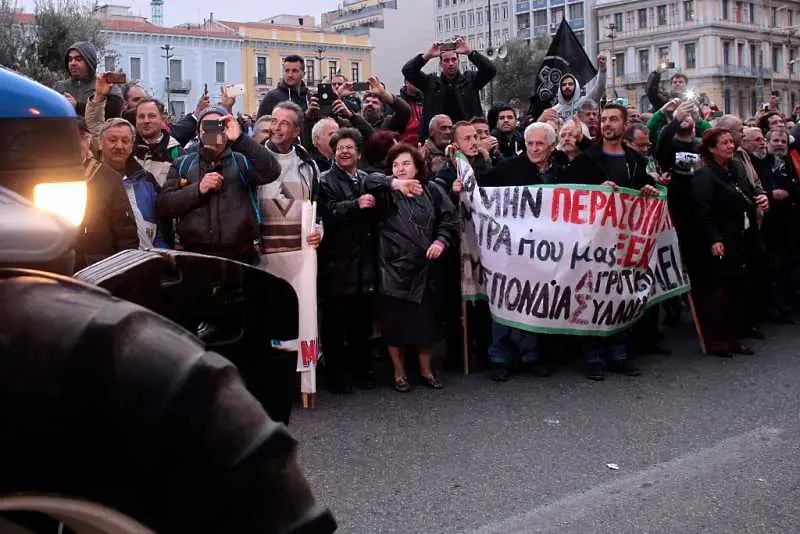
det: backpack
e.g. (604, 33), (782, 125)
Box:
(176, 152), (262, 224)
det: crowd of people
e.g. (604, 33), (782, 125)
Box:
(54, 36), (800, 394)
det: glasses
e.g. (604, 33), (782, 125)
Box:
(270, 119), (296, 129)
(336, 145), (357, 152)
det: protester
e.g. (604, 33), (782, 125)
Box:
(317, 129), (424, 393)
(646, 66), (688, 110)
(623, 123), (652, 157)
(131, 99), (184, 185)
(360, 75), (411, 133)
(157, 106), (281, 263)
(253, 115), (273, 145)
(552, 55), (607, 121)
(54, 41), (122, 119)
(74, 118), (139, 269)
(362, 129), (399, 174)
(257, 55), (309, 118)
(310, 118), (340, 173)
(716, 114), (764, 191)
(758, 111), (785, 135)
(421, 114), (453, 174)
(491, 105), (524, 159)
(398, 78), (424, 146)
(435, 121), (491, 192)
(96, 118), (168, 251)
(576, 98), (600, 139)
(402, 37), (496, 140)
(557, 119), (589, 162)
(689, 128), (770, 357)
(331, 73), (362, 113)
(566, 104), (659, 379)
(122, 83), (148, 112)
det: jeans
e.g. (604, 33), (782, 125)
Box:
(583, 331), (629, 364)
(488, 321), (539, 365)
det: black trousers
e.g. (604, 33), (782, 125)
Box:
(320, 294), (374, 385)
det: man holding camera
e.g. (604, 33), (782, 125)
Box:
(54, 41), (123, 119)
(402, 37), (496, 141)
(646, 62), (688, 111)
(157, 106), (282, 264)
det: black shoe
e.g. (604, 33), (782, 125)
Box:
(609, 359), (642, 377)
(744, 326), (765, 339)
(491, 364), (511, 382)
(585, 362), (605, 381)
(423, 374), (444, 389)
(732, 343), (755, 355)
(708, 349), (734, 358)
(521, 360), (552, 377)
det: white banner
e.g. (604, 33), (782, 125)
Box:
(463, 182), (690, 336)
(258, 200), (318, 394)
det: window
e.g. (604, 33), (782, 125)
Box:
(737, 42), (744, 65)
(493, 5), (499, 20)
(773, 45), (782, 73)
(638, 49), (649, 73)
(683, 0), (694, 21)
(749, 44), (758, 70)
(104, 56), (115, 72)
(568, 3), (583, 20)
(638, 8), (647, 28)
(256, 56), (267, 85)
(351, 62), (360, 82)
(790, 10), (794, 27)
(476, 9), (483, 25)
(437, 17), (443, 32)
(215, 61), (225, 84)
(461, 13), (466, 28)
(723, 41), (732, 66)
(306, 60), (316, 83)
(445, 16), (451, 30)
(468, 11), (475, 26)
(735, 1), (743, 23)
(723, 89), (731, 114)
(791, 47), (798, 74)
(533, 10), (546, 27)
(517, 13), (530, 29)
(129, 57), (141, 80)
(771, 6), (777, 27)
(576, 31), (584, 46)
(722, 0), (729, 20)
(328, 60), (339, 80)
(169, 100), (185, 117)
(738, 90), (746, 117)
(502, 3), (509, 20)
(749, 2), (755, 24)
(614, 52), (625, 76)
(169, 58), (182, 81)
(685, 42), (696, 69)
(657, 5), (667, 25)
(751, 90), (758, 115)
(437, 0), (442, 7)
(613, 12), (623, 30)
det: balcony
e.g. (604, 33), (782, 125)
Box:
(533, 25), (549, 36)
(620, 72), (649, 84)
(165, 79), (191, 94)
(532, 0), (546, 9)
(516, 1), (530, 13)
(517, 26), (531, 38)
(718, 65), (772, 78)
(255, 76), (273, 87)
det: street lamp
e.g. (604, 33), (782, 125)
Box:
(316, 47), (325, 84)
(161, 44), (173, 114)
(607, 22), (617, 98)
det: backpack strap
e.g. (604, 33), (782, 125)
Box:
(231, 152), (262, 225)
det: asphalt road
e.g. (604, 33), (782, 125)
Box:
(290, 321), (800, 533)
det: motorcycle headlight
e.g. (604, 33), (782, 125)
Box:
(33, 181), (87, 226)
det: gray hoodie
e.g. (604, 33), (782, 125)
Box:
(552, 71), (606, 121)
(54, 41), (123, 119)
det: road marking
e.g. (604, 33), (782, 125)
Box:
(471, 426), (784, 534)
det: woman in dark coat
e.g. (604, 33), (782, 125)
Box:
(690, 127), (770, 357)
(378, 143), (458, 392)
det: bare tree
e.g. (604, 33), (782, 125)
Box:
(0, 0), (108, 87)
(491, 36), (549, 106)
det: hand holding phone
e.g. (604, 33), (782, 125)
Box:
(103, 72), (127, 84)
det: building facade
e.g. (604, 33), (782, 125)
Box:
(594, 0), (800, 115)
(321, 0), (435, 93)
(218, 20), (372, 115)
(514, 0), (594, 57)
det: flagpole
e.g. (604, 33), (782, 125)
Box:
(487, 0), (494, 103)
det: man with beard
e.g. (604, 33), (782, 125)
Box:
(422, 114), (453, 174)
(552, 55), (607, 122)
(359, 75), (411, 133)
(755, 129), (800, 322)
(402, 37), (496, 140)
(491, 105), (524, 160)
(566, 104), (659, 380)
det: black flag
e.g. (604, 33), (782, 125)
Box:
(529, 19), (597, 116)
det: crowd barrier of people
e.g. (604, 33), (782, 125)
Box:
(56, 36), (800, 395)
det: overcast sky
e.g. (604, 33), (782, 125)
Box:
(19, 0), (343, 27)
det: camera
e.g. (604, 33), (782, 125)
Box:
(202, 119), (225, 134)
(674, 152), (698, 175)
(439, 41), (458, 52)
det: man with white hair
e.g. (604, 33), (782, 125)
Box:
(252, 115), (273, 145)
(310, 117), (340, 173)
(422, 114), (453, 174)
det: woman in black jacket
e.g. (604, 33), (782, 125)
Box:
(690, 128), (770, 357)
(379, 143), (458, 392)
